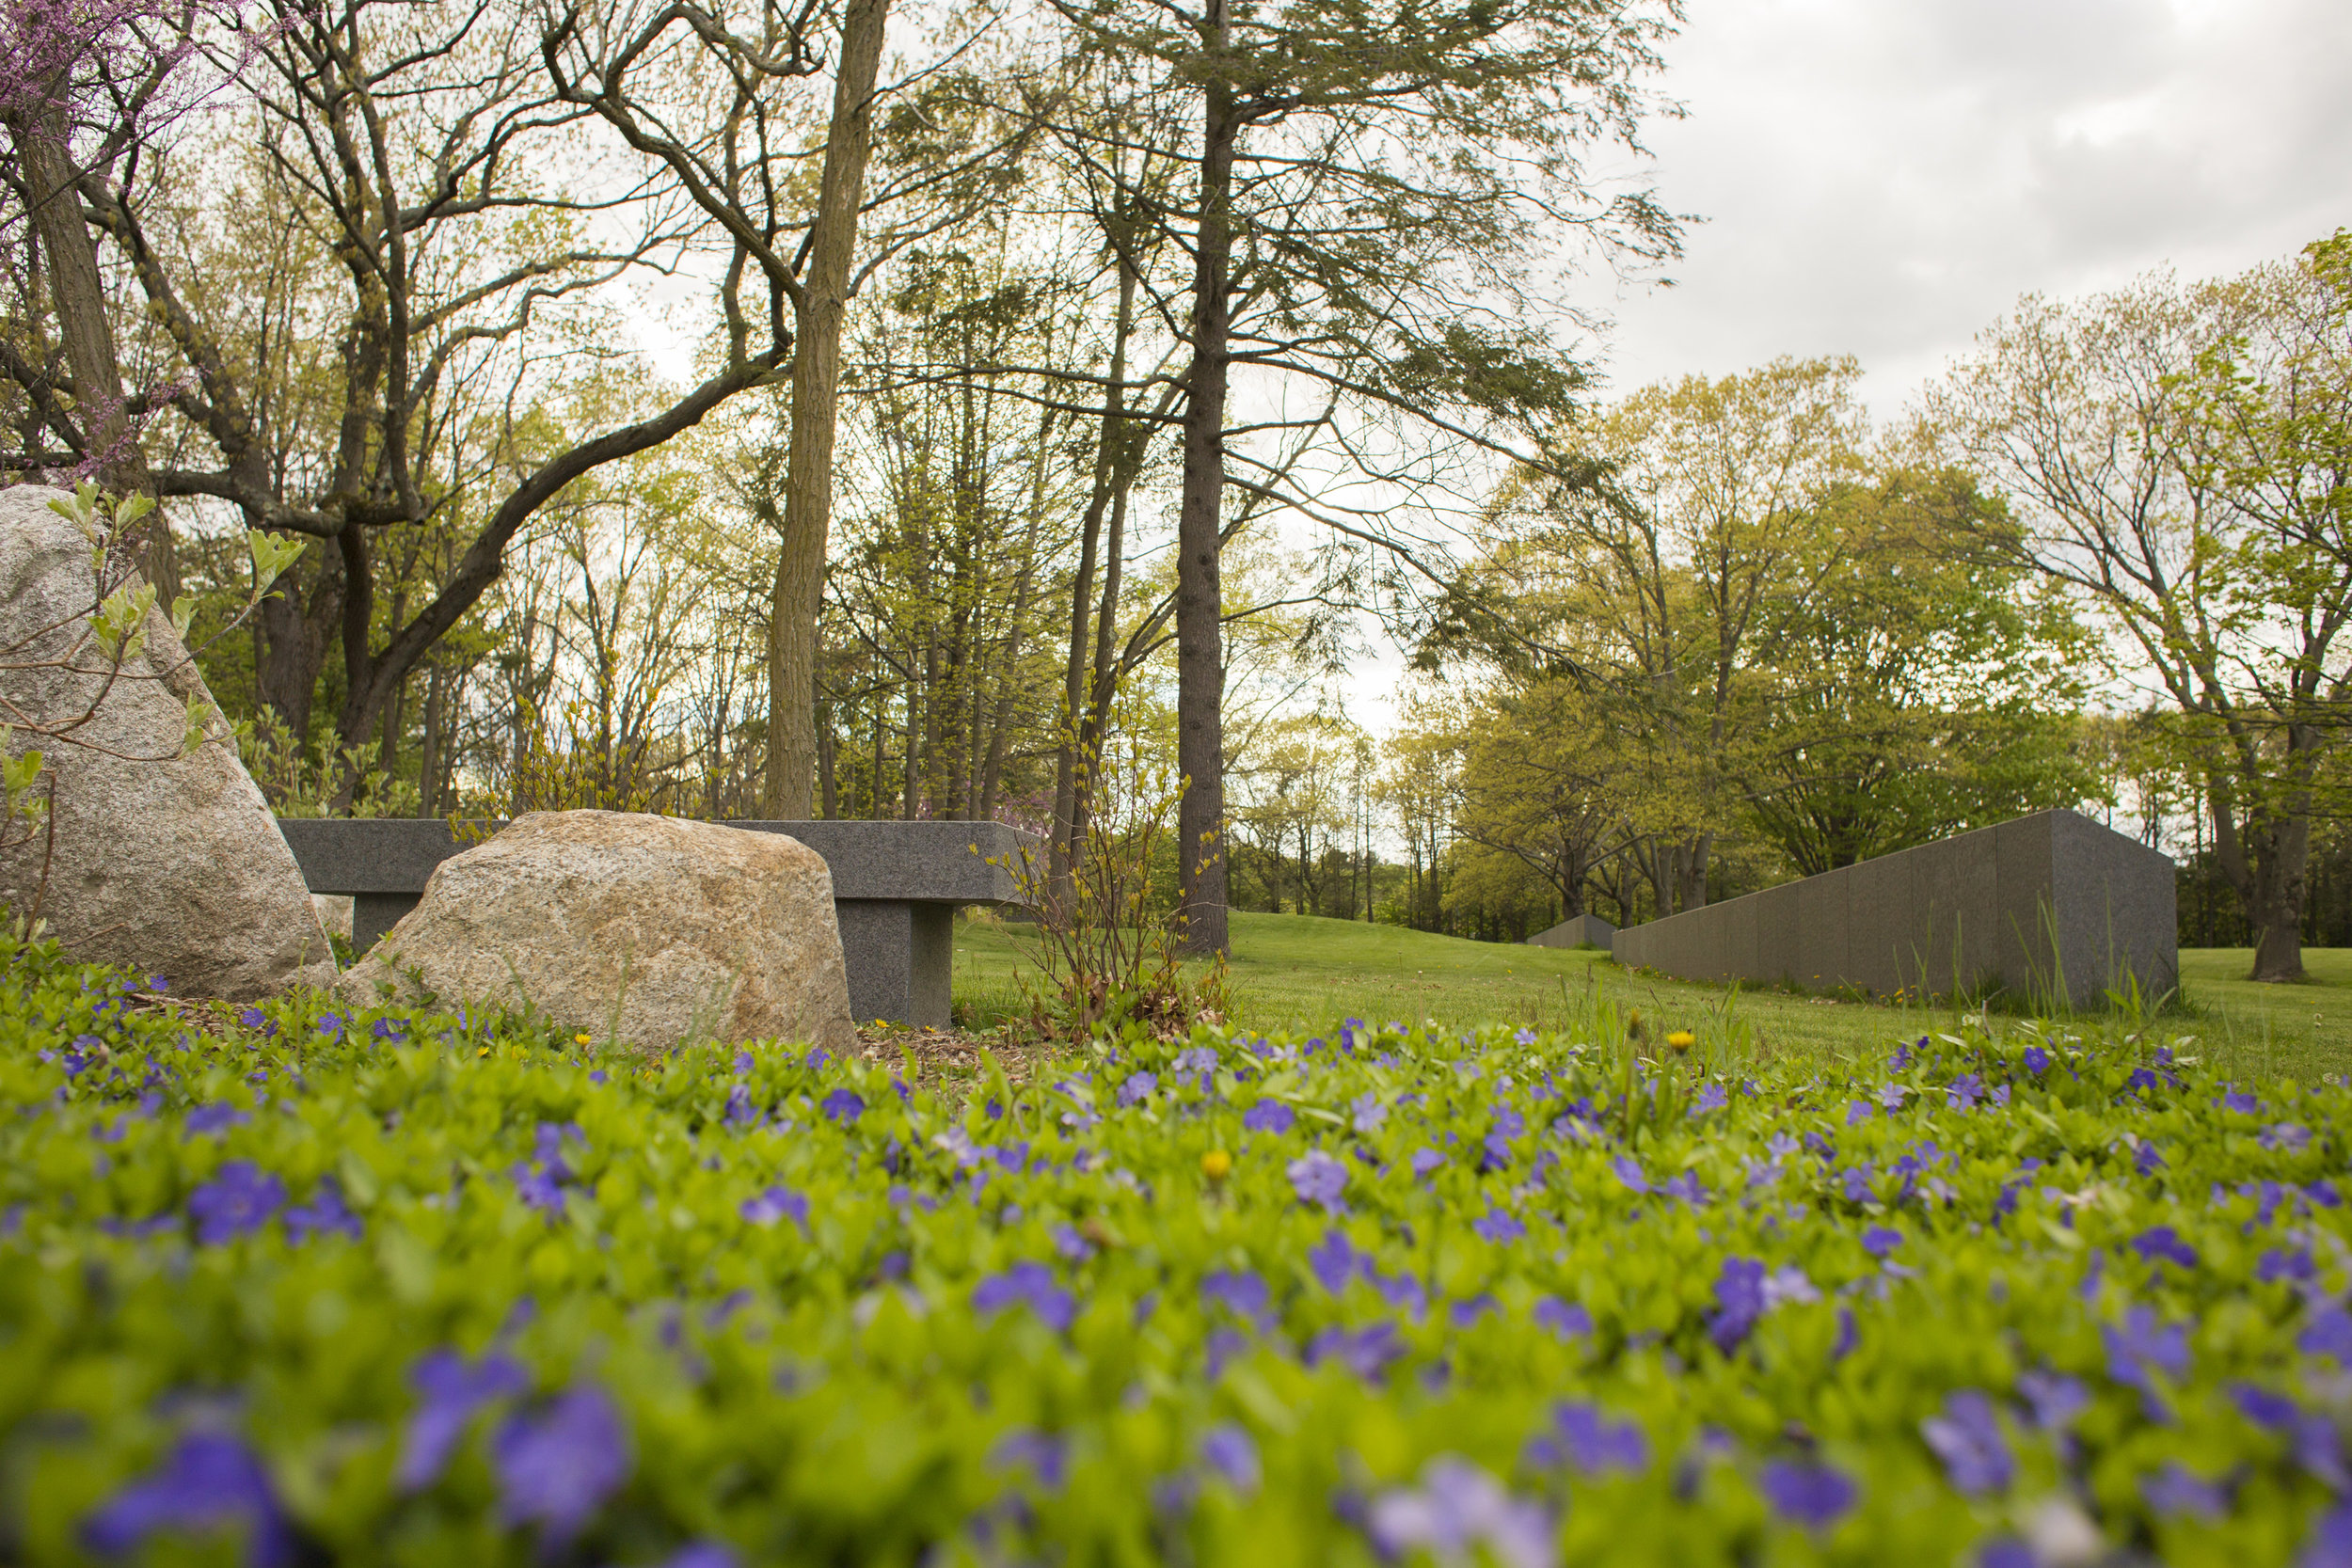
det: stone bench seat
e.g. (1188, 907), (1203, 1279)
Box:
(276, 817), (1039, 1028)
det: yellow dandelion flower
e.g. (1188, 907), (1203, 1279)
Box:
(1200, 1148), (1232, 1182)
(1665, 1031), (1695, 1053)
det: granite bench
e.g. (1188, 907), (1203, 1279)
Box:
(275, 818), (1041, 1028)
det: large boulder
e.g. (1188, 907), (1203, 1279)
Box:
(0, 485), (334, 998)
(337, 810), (856, 1053)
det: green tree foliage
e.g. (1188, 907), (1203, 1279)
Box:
(1418, 358), (2097, 931)
(1926, 231), (2352, 980)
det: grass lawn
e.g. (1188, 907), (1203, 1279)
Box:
(955, 910), (2352, 1082)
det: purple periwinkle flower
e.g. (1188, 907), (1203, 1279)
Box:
(1528, 1401), (1648, 1477)
(1839, 1165), (1874, 1204)
(1471, 1208), (1527, 1245)
(1846, 1100), (1874, 1127)
(2131, 1226), (2199, 1271)
(2304, 1307), (2352, 1363)
(2220, 1089), (2259, 1116)
(1311, 1228), (1366, 1293)
(2021, 1045), (2049, 1076)
(1534, 1298), (1593, 1339)
(819, 1088), (866, 1125)
(1117, 1070), (1157, 1108)
(399, 1348), (532, 1489)
(2104, 1305), (2190, 1397)
(1204, 1326), (1251, 1379)
(2140, 1462), (2229, 1520)
(1201, 1424), (1260, 1491)
(2303, 1503), (2352, 1568)
(1353, 1093), (1388, 1134)
(1658, 1171), (1708, 1207)
(991, 1429), (1069, 1490)
(315, 1013), (343, 1037)
(1709, 1257), (1767, 1354)
(1450, 1294), (1499, 1329)
(1691, 1082), (1728, 1116)
(1861, 1226), (1904, 1259)
(2232, 1385), (2350, 1489)
(1877, 1084), (1909, 1112)
(1243, 1101), (1296, 1135)
(1305, 1322), (1406, 1381)
(1364, 1457), (1556, 1568)
(654, 1545), (739, 1568)
(1947, 1073), (1984, 1111)
(1287, 1149), (1348, 1211)
(188, 1162), (285, 1244)
(1410, 1148), (1447, 1180)
(82, 1432), (295, 1568)
(1612, 1155), (1649, 1194)
(1759, 1459), (1856, 1529)
(1201, 1269), (1272, 1326)
(2260, 1247), (2316, 1284)
(974, 1261), (1076, 1332)
(492, 1386), (631, 1548)
(184, 1103), (247, 1138)
(740, 1187), (808, 1229)
(372, 1017), (405, 1041)
(1920, 1391), (2011, 1494)
(512, 1162), (566, 1215)
(283, 1178), (362, 1243)
(2016, 1370), (2088, 1432)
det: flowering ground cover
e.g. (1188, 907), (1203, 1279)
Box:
(3, 928), (2348, 1567)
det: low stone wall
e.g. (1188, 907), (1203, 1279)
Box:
(1527, 912), (1617, 950)
(1610, 810), (2177, 1008)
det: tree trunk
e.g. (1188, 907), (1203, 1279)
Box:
(1174, 31), (1237, 958)
(2212, 783), (2311, 981)
(1050, 258), (1137, 904)
(417, 660), (447, 817)
(12, 103), (170, 594)
(761, 0), (891, 816)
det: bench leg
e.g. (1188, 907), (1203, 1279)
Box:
(834, 900), (955, 1028)
(354, 894), (420, 956)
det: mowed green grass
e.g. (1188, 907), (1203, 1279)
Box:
(953, 911), (2352, 1082)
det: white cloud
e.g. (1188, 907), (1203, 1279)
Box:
(1597, 0), (2352, 416)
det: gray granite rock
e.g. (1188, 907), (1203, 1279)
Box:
(0, 484), (334, 998)
(336, 810), (855, 1053)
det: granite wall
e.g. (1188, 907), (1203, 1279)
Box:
(1610, 810), (2177, 1007)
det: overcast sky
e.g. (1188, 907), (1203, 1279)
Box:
(1592, 0), (2352, 416)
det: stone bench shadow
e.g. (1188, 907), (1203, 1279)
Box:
(277, 817), (1040, 1028)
